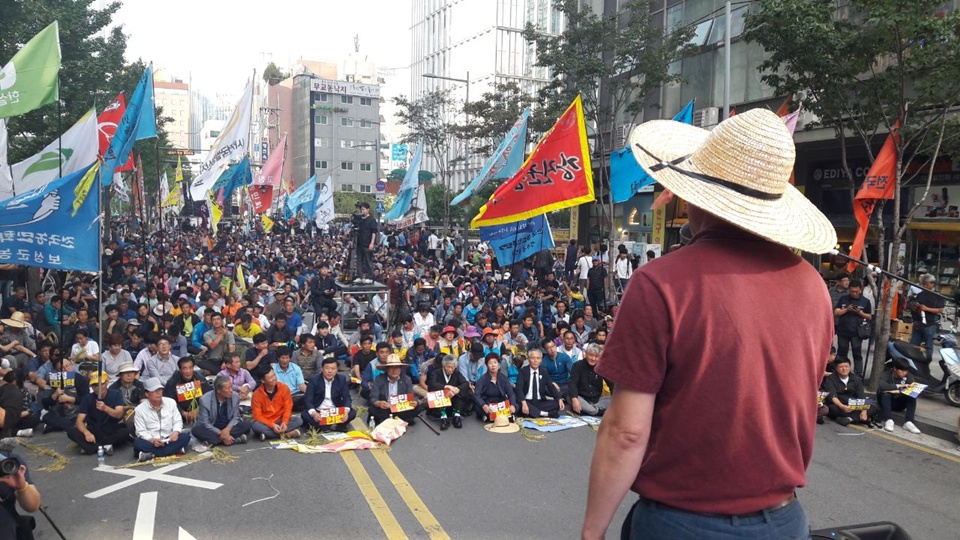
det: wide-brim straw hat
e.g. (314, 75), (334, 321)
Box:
(629, 108), (836, 253)
(1, 312), (28, 328)
(379, 354), (409, 369)
(484, 414), (519, 434)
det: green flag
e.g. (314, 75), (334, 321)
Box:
(0, 21), (61, 119)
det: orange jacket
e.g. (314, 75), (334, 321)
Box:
(251, 381), (293, 426)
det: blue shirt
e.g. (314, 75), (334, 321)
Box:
(273, 362), (305, 395)
(542, 351), (573, 385)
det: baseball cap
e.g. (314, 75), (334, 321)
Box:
(143, 377), (163, 392)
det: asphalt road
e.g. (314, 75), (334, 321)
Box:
(14, 408), (960, 540)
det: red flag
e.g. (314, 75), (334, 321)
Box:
(250, 185), (274, 214)
(254, 135), (285, 186)
(471, 95), (594, 228)
(775, 94), (792, 117)
(98, 94), (135, 172)
(848, 124), (899, 271)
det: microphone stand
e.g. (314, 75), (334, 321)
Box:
(829, 249), (956, 304)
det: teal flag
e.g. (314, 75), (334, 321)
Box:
(0, 22), (61, 119)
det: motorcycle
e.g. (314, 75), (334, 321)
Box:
(938, 332), (960, 407)
(885, 332), (960, 407)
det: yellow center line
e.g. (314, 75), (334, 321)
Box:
(850, 425), (960, 464)
(351, 418), (451, 539)
(340, 451), (408, 540)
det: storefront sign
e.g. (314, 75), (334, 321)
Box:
(310, 78), (380, 98)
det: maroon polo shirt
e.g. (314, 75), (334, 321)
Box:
(597, 220), (832, 515)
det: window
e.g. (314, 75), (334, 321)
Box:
(341, 95), (354, 104)
(359, 184), (372, 193)
(314, 160), (328, 169)
(317, 93), (329, 102)
(340, 184), (354, 192)
(341, 118), (354, 127)
(360, 163), (373, 172)
(314, 137), (331, 147)
(341, 161), (354, 170)
(314, 115), (328, 125)
(359, 120), (373, 129)
(340, 139), (354, 149)
(360, 97), (373, 106)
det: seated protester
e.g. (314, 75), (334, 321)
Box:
(360, 342), (391, 402)
(280, 298), (303, 339)
(69, 329), (100, 365)
(570, 313), (591, 344)
(167, 325), (190, 358)
(348, 318), (376, 349)
(399, 315), (418, 348)
(407, 338), (437, 381)
(251, 369), (303, 441)
(142, 335), (179, 385)
(27, 340), (54, 390)
(189, 309), (213, 353)
(123, 322), (146, 357)
(351, 335), (377, 380)
(877, 357), (922, 434)
(109, 362), (146, 432)
(519, 313), (541, 345)
(559, 330), (584, 364)
(473, 353), (516, 421)
(244, 333), (277, 381)
(67, 371), (128, 456)
(302, 357), (356, 432)
(437, 326), (466, 359)
(234, 313), (262, 340)
(427, 355), (472, 429)
(480, 328), (503, 357)
(62, 309), (97, 352)
(458, 342), (486, 389)
(422, 324), (442, 352)
(173, 299), (201, 347)
(568, 343), (612, 416)
(314, 321), (347, 362)
(5, 369), (42, 437)
(102, 304), (128, 338)
(540, 339), (573, 396)
(502, 319), (529, 352)
(164, 356), (211, 425)
(388, 329), (408, 359)
(39, 356), (88, 433)
(264, 314), (294, 349)
(132, 332), (159, 374)
(327, 312), (349, 350)
(217, 353), (256, 401)
(203, 312), (236, 365)
(100, 335), (133, 379)
(369, 354), (424, 427)
(272, 347), (306, 410)
(589, 328), (608, 345)
(0, 368), (24, 438)
(134, 378), (191, 461)
(515, 349), (565, 419)
(293, 334), (320, 381)
(821, 357), (877, 426)
(191, 375), (251, 447)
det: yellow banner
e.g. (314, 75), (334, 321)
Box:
(71, 161), (101, 216)
(261, 214), (275, 233)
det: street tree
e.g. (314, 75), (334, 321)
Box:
(744, 0), (960, 388)
(262, 62), (289, 86)
(523, 0), (694, 245)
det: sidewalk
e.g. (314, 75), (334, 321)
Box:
(891, 392), (959, 445)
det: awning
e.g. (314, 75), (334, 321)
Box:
(907, 221), (960, 232)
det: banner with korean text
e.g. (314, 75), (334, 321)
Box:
(479, 214), (554, 266)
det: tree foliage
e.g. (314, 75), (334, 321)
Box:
(744, 0), (960, 388)
(456, 81), (545, 158)
(333, 191), (377, 215)
(262, 61), (289, 86)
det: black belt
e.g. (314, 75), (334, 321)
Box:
(644, 493), (797, 519)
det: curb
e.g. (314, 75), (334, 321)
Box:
(892, 410), (957, 445)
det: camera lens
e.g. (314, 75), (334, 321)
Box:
(0, 457), (18, 477)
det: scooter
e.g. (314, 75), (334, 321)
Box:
(885, 334), (959, 406)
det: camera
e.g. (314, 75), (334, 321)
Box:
(0, 455), (18, 477)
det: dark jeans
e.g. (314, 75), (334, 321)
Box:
(878, 392), (917, 422)
(190, 420), (252, 445)
(622, 496), (809, 540)
(196, 359), (225, 377)
(518, 399), (560, 418)
(40, 411), (76, 433)
(836, 335), (865, 376)
(302, 408), (357, 431)
(133, 433), (192, 457)
(357, 246), (373, 278)
(827, 402), (878, 422)
(909, 325), (938, 363)
(370, 402), (423, 425)
(67, 422), (131, 455)
(588, 289), (605, 315)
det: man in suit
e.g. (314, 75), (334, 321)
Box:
(369, 354), (423, 426)
(516, 349), (565, 418)
(427, 354), (472, 429)
(191, 375), (251, 447)
(302, 357), (355, 432)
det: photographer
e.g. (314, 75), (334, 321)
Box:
(353, 202), (378, 284)
(833, 279), (872, 377)
(0, 450), (40, 540)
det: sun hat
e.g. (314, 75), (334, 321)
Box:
(379, 354), (408, 369)
(629, 108), (836, 253)
(442, 325), (459, 338)
(482, 328), (499, 338)
(117, 362), (139, 374)
(484, 414), (519, 434)
(463, 326), (481, 339)
(0, 312), (28, 328)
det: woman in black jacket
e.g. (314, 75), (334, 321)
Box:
(472, 353), (516, 421)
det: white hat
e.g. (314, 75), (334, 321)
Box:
(629, 108), (836, 253)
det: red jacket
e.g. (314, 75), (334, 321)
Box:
(251, 381), (293, 426)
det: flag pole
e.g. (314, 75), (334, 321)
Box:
(96, 164), (105, 392)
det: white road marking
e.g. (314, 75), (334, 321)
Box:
(179, 527), (198, 540)
(85, 464), (223, 499)
(132, 492), (157, 540)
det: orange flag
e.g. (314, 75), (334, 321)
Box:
(470, 95), (594, 228)
(848, 124), (899, 271)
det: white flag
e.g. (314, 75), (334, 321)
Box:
(314, 175), (334, 227)
(159, 171), (169, 206)
(189, 81), (252, 200)
(6, 108), (98, 200)
(0, 120), (12, 201)
(414, 183), (429, 224)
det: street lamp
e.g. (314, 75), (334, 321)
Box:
(422, 72), (470, 233)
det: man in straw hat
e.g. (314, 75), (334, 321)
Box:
(368, 353), (423, 427)
(583, 109), (836, 540)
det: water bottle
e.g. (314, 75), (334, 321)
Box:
(368, 416), (376, 430)
(97, 446), (105, 467)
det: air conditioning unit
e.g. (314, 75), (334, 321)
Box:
(693, 107), (720, 128)
(614, 123), (635, 149)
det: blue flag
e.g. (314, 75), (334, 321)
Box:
(385, 139), (423, 220)
(451, 108), (529, 206)
(610, 100), (694, 204)
(102, 65), (157, 186)
(479, 214), (554, 266)
(211, 157), (252, 201)
(286, 174), (317, 216)
(0, 162), (100, 271)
